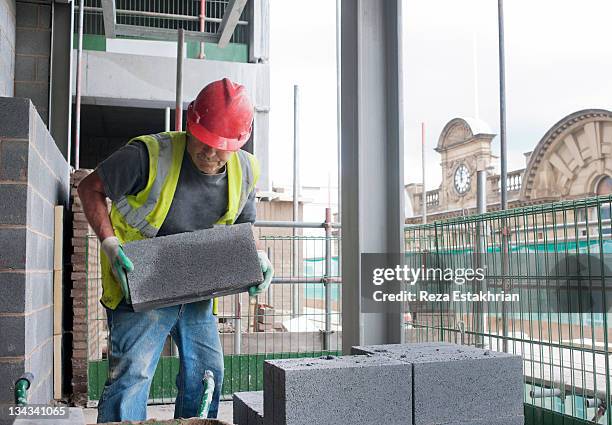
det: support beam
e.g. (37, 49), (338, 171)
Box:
(49, 1), (74, 160)
(341, 0), (405, 352)
(248, 0), (270, 63)
(115, 24), (218, 43)
(217, 0), (248, 48)
(101, 0), (116, 38)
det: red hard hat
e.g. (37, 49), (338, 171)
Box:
(186, 78), (253, 152)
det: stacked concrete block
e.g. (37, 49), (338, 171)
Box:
(352, 343), (524, 425)
(14, 0), (52, 124)
(0, 98), (69, 406)
(263, 354), (412, 425)
(233, 391), (264, 425)
(123, 223), (263, 311)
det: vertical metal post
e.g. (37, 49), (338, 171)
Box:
(477, 171), (487, 247)
(292, 85), (300, 318)
(199, 0), (206, 59)
(421, 122), (427, 224)
(169, 99), (178, 358)
(74, 0), (84, 169)
(176, 28), (184, 132)
(497, 0), (509, 352)
(497, 0), (507, 210)
(267, 246), (273, 305)
(324, 208), (332, 350)
(234, 294), (241, 354)
(474, 170), (487, 348)
(336, 0), (341, 220)
(341, 0), (405, 350)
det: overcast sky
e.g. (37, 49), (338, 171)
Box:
(268, 0), (612, 192)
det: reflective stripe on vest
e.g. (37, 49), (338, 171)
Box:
(100, 131), (260, 310)
(114, 133), (174, 238)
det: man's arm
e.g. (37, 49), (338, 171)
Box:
(77, 141), (149, 241)
(77, 170), (115, 240)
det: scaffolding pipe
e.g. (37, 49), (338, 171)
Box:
(255, 220), (341, 229)
(497, 1), (510, 352)
(74, 0), (84, 169)
(199, 0), (206, 59)
(267, 246), (273, 305)
(176, 28), (184, 132)
(335, 0), (341, 221)
(529, 387), (563, 399)
(421, 122), (426, 224)
(234, 293), (241, 354)
(324, 207), (333, 350)
(474, 169), (487, 347)
(292, 85), (300, 318)
(498, 0), (508, 210)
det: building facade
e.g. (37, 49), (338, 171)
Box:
(406, 109), (612, 223)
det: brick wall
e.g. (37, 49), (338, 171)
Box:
(14, 1), (51, 124)
(0, 97), (69, 406)
(0, 0), (15, 97)
(70, 169), (106, 406)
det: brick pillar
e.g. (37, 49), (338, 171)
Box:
(69, 169), (105, 405)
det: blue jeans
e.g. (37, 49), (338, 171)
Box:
(96, 299), (224, 423)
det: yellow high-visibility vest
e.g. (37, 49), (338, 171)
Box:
(100, 131), (260, 311)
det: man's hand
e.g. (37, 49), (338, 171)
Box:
(101, 236), (134, 303)
(249, 251), (274, 297)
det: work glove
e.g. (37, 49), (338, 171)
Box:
(249, 251), (274, 297)
(101, 236), (134, 304)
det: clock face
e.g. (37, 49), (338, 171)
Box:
(453, 164), (471, 195)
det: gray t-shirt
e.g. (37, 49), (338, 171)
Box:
(97, 141), (256, 236)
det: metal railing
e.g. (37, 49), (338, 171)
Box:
(404, 195), (612, 424)
(74, 0), (249, 44)
(84, 210), (342, 402)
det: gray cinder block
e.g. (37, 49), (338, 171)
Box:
(0, 227), (26, 269)
(0, 97), (30, 139)
(352, 343), (524, 425)
(263, 354), (412, 425)
(234, 391), (264, 425)
(123, 223), (262, 312)
(15, 28), (51, 56)
(0, 140), (28, 181)
(0, 184), (27, 224)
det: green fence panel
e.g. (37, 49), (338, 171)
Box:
(89, 351), (341, 401)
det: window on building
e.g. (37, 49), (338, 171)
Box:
(596, 175), (612, 195)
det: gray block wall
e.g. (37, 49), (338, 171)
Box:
(0, 97), (69, 405)
(0, 0), (15, 97)
(14, 1), (51, 124)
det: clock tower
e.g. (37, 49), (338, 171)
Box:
(435, 117), (496, 211)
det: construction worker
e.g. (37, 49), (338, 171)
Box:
(77, 78), (273, 423)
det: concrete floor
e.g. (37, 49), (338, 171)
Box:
(83, 401), (234, 424)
